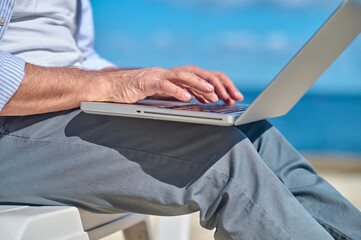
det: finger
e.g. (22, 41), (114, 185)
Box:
(187, 87), (218, 103)
(149, 79), (192, 102)
(187, 88), (210, 104)
(214, 71), (244, 101)
(195, 95), (210, 104)
(167, 70), (215, 94)
(149, 93), (180, 101)
(224, 98), (235, 105)
(185, 66), (232, 103)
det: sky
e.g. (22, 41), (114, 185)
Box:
(90, 0), (361, 95)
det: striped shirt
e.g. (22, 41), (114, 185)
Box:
(0, 0), (115, 112)
(0, 0), (25, 111)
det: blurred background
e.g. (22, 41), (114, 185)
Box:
(90, 0), (361, 239)
(90, 0), (361, 156)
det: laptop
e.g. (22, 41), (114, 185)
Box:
(81, 0), (361, 126)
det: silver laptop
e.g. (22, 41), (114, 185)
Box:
(81, 0), (361, 126)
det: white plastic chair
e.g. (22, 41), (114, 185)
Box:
(0, 205), (153, 240)
(158, 215), (191, 240)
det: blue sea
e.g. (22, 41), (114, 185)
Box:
(241, 91), (361, 157)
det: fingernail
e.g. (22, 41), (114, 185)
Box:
(212, 93), (219, 102)
(183, 92), (192, 99)
(205, 82), (214, 90)
(236, 92), (243, 99)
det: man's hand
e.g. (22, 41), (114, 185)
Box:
(102, 66), (219, 104)
(169, 65), (243, 105)
(0, 63), (243, 116)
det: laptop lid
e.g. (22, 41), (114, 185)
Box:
(235, 0), (361, 125)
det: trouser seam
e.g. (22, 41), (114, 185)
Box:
(314, 216), (351, 240)
(208, 166), (292, 240)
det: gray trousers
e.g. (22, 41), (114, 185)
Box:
(0, 109), (360, 240)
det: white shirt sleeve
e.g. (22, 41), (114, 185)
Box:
(0, 0), (25, 112)
(0, 51), (25, 112)
(76, 0), (117, 70)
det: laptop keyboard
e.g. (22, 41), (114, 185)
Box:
(165, 104), (247, 114)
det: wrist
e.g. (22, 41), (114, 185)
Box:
(83, 70), (112, 102)
(85, 69), (130, 103)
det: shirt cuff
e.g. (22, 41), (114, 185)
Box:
(0, 51), (25, 112)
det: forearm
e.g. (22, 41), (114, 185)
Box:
(0, 63), (109, 116)
(0, 63), (242, 116)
